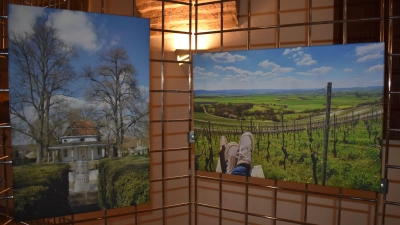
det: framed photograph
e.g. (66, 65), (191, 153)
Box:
(193, 43), (384, 192)
(8, 4), (150, 221)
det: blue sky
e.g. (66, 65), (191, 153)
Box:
(8, 4), (150, 92)
(193, 43), (384, 90)
(8, 5), (150, 144)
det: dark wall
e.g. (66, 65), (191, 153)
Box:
(334, 0), (400, 140)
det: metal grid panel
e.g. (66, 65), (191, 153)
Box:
(0, 0), (399, 224)
(0, 0), (193, 224)
(193, 0), (398, 225)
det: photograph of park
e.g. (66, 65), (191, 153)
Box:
(193, 42), (384, 192)
(9, 5), (150, 221)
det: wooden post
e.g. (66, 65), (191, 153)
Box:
(322, 82), (332, 186)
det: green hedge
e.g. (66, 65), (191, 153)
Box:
(98, 155), (150, 209)
(13, 163), (70, 221)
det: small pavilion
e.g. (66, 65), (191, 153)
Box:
(48, 121), (115, 162)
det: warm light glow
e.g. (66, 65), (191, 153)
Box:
(171, 33), (211, 50)
(177, 54), (189, 65)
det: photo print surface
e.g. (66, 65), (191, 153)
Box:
(193, 43), (384, 192)
(8, 4), (150, 221)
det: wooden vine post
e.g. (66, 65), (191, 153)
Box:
(322, 82), (332, 186)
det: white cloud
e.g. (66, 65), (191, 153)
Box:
(13, 94), (93, 125)
(258, 60), (294, 74)
(48, 10), (103, 52)
(364, 64), (384, 73)
(258, 60), (279, 69)
(221, 74), (252, 86)
(289, 50), (316, 66)
(283, 49), (290, 55)
(110, 36), (120, 46)
(8, 5), (45, 35)
(51, 94), (90, 108)
(195, 66), (206, 72)
(274, 67), (294, 73)
(221, 66), (254, 75)
(356, 43), (383, 56)
(296, 54), (317, 66)
(220, 74), (235, 82)
(297, 66), (333, 76)
(355, 43), (384, 62)
(215, 65), (264, 76)
(214, 64), (286, 78)
(194, 66), (219, 80)
(344, 68), (353, 72)
(283, 47), (302, 55)
(311, 66), (333, 74)
(201, 52), (246, 63)
(138, 85), (150, 99)
(357, 53), (382, 62)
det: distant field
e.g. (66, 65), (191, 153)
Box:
(194, 91), (382, 127)
(195, 112), (235, 123)
(195, 93), (381, 113)
(195, 94), (325, 111)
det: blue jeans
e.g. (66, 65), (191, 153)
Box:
(230, 164), (251, 176)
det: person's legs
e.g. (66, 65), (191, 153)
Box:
(236, 132), (254, 176)
(230, 164), (251, 176)
(225, 142), (239, 174)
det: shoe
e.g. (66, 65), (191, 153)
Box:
(225, 142), (239, 174)
(237, 132), (253, 173)
(220, 136), (228, 148)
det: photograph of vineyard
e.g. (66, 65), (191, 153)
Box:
(193, 43), (384, 192)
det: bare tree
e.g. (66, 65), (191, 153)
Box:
(9, 16), (78, 163)
(83, 47), (148, 156)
